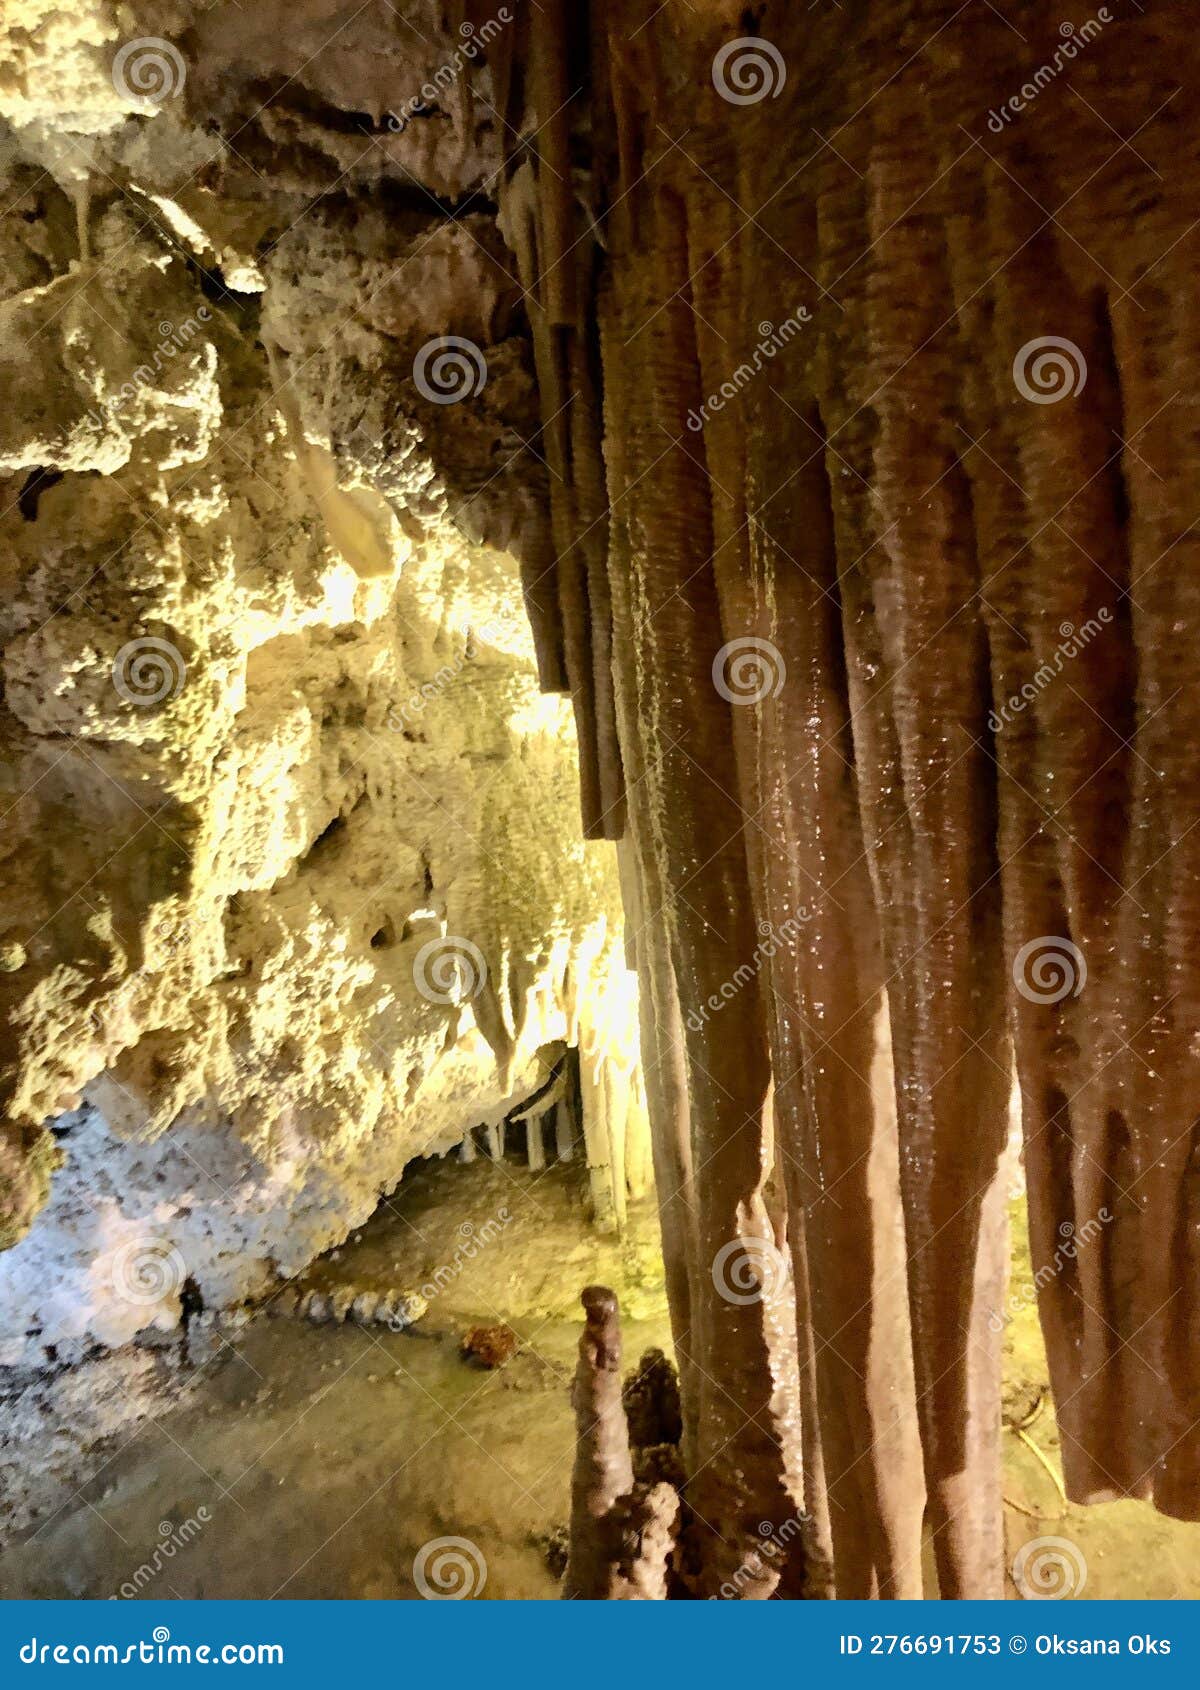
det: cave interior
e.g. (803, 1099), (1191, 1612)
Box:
(1, 0), (1199, 1605)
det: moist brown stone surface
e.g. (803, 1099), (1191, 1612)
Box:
(477, 0), (1200, 1598)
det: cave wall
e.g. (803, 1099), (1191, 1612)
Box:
(473, 0), (1200, 1600)
(6, 0), (1200, 1607)
(0, 0), (641, 1362)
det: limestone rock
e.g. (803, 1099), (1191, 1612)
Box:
(0, 0), (647, 1372)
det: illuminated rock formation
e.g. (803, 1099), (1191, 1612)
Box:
(3, 0), (1199, 1605)
(0, 1), (645, 1363)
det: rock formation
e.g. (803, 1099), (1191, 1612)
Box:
(3, 0), (1199, 1605)
(0, 0), (646, 1365)
(472, 0), (1200, 1602)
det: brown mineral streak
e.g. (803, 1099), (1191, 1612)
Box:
(475, 0), (1200, 1597)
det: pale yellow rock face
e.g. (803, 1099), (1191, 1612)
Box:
(0, 4), (638, 1337)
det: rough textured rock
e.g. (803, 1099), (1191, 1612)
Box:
(7, 0), (1200, 1609)
(0, 0), (644, 1360)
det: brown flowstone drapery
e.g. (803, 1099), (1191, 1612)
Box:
(457, 0), (1200, 1595)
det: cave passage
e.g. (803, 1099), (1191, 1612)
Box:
(1, 0), (1199, 1608)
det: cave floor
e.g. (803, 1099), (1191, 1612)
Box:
(1, 1156), (1197, 1600)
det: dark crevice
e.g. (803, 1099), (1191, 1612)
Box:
(17, 468), (63, 521)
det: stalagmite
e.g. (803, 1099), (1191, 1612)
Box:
(563, 1286), (679, 1600)
(564, 1286), (635, 1598)
(554, 1098), (576, 1164)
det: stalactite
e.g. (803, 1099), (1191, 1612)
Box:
(568, 320), (626, 837)
(494, 0), (1200, 1596)
(829, 82), (1012, 1598)
(608, 182), (801, 1593)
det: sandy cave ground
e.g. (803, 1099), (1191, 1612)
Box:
(0, 1154), (1197, 1601)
